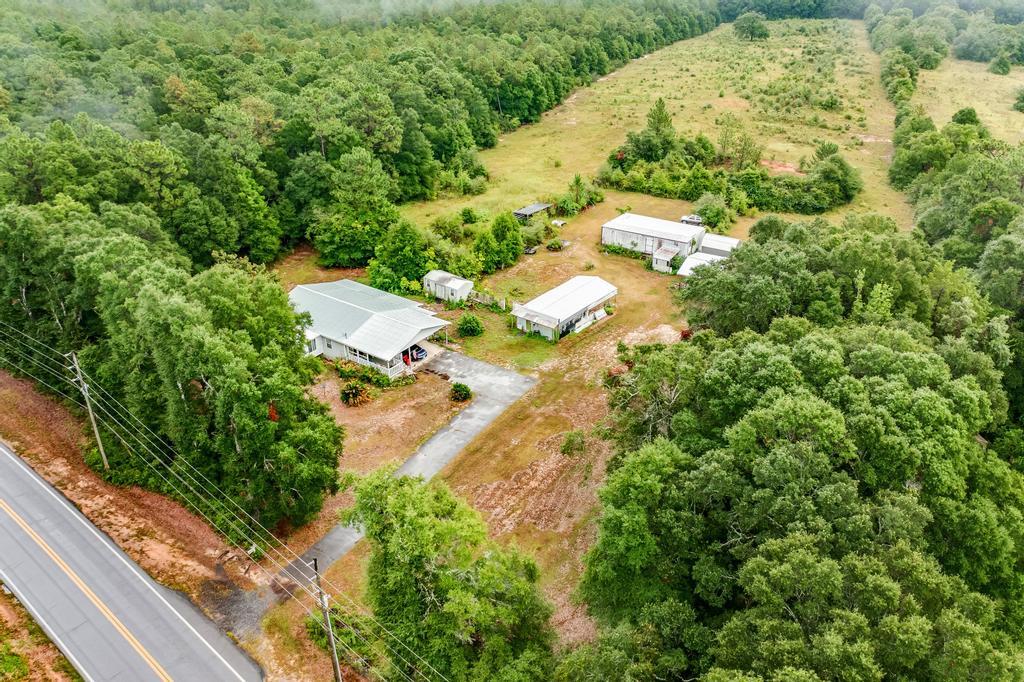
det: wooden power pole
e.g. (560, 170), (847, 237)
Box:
(69, 352), (109, 471)
(313, 557), (344, 682)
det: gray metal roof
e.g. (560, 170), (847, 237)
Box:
(513, 202), (552, 217)
(290, 280), (448, 361)
(677, 252), (725, 276)
(603, 212), (705, 243)
(512, 276), (617, 327)
(423, 270), (473, 290)
(653, 245), (681, 260)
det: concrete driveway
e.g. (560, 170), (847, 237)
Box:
(281, 350), (536, 584)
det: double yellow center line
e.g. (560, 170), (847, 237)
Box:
(0, 498), (173, 681)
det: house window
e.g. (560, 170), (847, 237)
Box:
(325, 338), (333, 349)
(306, 338), (317, 352)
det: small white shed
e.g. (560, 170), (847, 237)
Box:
(512, 276), (617, 341)
(677, 252), (726, 276)
(423, 270), (474, 302)
(652, 245), (681, 273)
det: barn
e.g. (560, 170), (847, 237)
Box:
(290, 280), (448, 377)
(512, 276), (617, 341)
(601, 212), (705, 257)
(423, 270), (474, 302)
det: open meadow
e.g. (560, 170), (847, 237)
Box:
(914, 56), (1024, 144)
(403, 19), (913, 230)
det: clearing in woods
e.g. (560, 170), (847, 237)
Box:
(913, 56), (1024, 144)
(403, 19), (913, 230)
(270, 19), (918, 651)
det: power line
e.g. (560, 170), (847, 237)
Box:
(0, 324), (441, 681)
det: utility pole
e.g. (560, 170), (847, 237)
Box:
(313, 557), (344, 682)
(69, 352), (109, 471)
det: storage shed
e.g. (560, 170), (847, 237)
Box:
(677, 252), (726, 276)
(512, 276), (617, 341)
(652, 245), (681, 274)
(601, 212), (705, 257)
(423, 270), (474, 302)
(699, 233), (742, 258)
(513, 202), (552, 222)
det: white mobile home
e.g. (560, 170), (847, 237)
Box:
(601, 212), (706, 257)
(512, 276), (617, 341)
(423, 270), (474, 302)
(290, 280), (448, 377)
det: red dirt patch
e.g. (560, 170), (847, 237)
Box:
(760, 159), (805, 174)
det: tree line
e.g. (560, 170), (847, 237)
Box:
(0, 0), (720, 529)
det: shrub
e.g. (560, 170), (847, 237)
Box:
(337, 361), (391, 387)
(341, 381), (371, 406)
(546, 239), (564, 251)
(1015, 89), (1024, 113)
(561, 430), (586, 456)
(989, 53), (1011, 75)
(450, 382), (473, 402)
(457, 313), (484, 337)
(695, 192), (736, 231)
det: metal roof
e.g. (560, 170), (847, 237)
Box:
(423, 270), (473, 290)
(677, 252), (726, 276)
(513, 202), (552, 217)
(603, 212), (705, 243)
(653, 245), (681, 260)
(512, 276), (617, 327)
(700, 234), (741, 253)
(290, 280), (448, 361)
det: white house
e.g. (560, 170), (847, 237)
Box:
(601, 212), (706, 257)
(652, 245), (681, 274)
(512, 276), (617, 341)
(423, 270), (473, 302)
(677, 252), (727, 276)
(699, 233), (742, 258)
(289, 280), (448, 378)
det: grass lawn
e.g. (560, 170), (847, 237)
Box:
(403, 19), (913, 231)
(913, 57), (1024, 144)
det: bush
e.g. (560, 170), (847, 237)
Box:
(1015, 89), (1024, 113)
(457, 313), (484, 337)
(546, 239), (564, 251)
(561, 430), (586, 456)
(989, 54), (1011, 75)
(337, 361), (391, 387)
(450, 382), (473, 402)
(341, 381), (371, 406)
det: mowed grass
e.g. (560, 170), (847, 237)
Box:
(914, 58), (1024, 144)
(403, 19), (913, 230)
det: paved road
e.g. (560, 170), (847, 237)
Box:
(282, 351), (536, 584)
(0, 443), (263, 682)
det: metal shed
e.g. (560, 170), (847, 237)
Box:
(423, 270), (474, 302)
(677, 252), (726, 276)
(699, 233), (742, 258)
(601, 212), (706, 257)
(512, 276), (617, 341)
(513, 202), (552, 222)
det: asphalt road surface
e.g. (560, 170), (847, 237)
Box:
(0, 443), (263, 682)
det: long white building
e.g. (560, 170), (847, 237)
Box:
(512, 276), (617, 341)
(601, 212), (706, 257)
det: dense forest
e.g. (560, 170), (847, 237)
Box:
(0, 0), (719, 529)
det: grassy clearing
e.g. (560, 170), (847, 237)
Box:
(404, 19), (912, 230)
(914, 58), (1024, 144)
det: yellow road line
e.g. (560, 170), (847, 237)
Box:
(0, 498), (173, 682)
